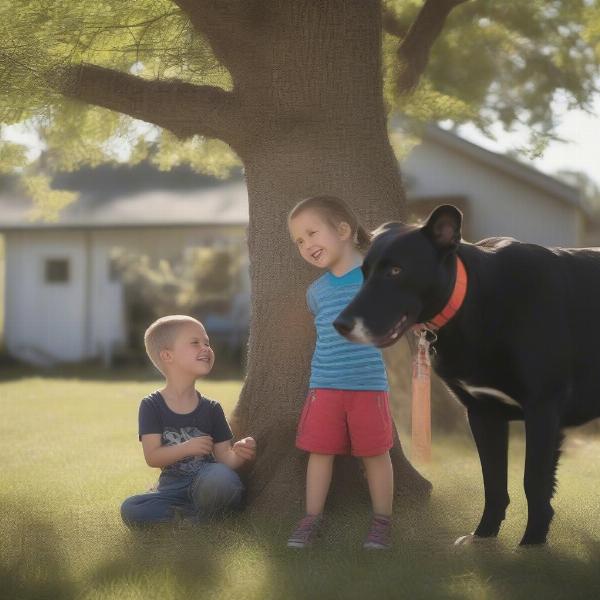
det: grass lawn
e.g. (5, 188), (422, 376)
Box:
(1, 372), (599, 600)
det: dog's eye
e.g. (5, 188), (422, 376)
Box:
(389, 266), (402, 277)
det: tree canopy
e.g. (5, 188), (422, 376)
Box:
(0, 0), (599, 217)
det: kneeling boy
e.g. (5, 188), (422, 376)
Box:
(121, 315), (256, 528)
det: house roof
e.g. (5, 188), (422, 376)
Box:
(422, 126), (584, 211)
(0, 163), (248, 231)
(0, 128), (585, 231)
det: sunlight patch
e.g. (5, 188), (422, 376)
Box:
(447, 572), (500, 600)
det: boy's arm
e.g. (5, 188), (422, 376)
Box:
(141, 433), (214, 468)
(209, 402), (256, 469)
(213, 437), (256, 470)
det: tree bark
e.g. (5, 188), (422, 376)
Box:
(232, 140), (433, 514)
(227, 1), (431, 514)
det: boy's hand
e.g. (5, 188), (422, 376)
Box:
(232, 437), (256, 462)
(185, 435), (214, 457)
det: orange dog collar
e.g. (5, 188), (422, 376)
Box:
(425, 256), (467, 330)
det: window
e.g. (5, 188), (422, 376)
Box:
(108, 257), (120, 282)
(45, 258), (70, 284)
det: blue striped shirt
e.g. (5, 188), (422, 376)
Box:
(307, 266), (388, 391)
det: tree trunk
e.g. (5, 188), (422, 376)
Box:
(228, 1), (431, 515)
(50, 0), (431, 516)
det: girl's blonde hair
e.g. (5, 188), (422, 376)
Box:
(287, 195), (371, 252)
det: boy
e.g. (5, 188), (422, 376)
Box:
(121, 315), (256, 528)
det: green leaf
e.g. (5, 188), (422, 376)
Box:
(21, 174), (78, 222)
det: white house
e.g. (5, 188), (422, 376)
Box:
(0, 166), (250, 365)
(0, 127), (589, 365)
(402, 126), (587, 246)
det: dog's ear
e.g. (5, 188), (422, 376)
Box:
(422, 205), (462, 251)
(371, 221), (408, 241)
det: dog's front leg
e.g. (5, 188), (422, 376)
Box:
(521, 403), (562, 546)
(467, 407), (510, 539)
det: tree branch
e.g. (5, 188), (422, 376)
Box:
(171, 0), (267, 71)
(396, 0), (469, 94)
(382, 7), (408, 38)
(51, 63), (241, 142)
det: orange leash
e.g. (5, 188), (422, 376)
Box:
(411, 255), (468, 464)
(411, 328), (432, 463)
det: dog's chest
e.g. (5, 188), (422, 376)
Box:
(455, 379), (521, 407)
(432, 349), (521, 408)
(432, 328), (522, 408)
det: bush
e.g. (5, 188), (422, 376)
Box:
(111, 246), (248, 372)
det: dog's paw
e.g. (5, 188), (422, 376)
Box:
(454, 533), (476, 546)
(453, 533), (497, 547)
(518, 537), (548, 547)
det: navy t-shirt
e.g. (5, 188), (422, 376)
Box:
(138, 390), (233, 477)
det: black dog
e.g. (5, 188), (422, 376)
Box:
(334, 204), (600, 546)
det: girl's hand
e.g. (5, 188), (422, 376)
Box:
(232, 437), (257, 461)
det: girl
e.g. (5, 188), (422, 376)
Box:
(287, 195), (394, 550)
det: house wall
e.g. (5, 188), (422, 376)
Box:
(402, 139), (583, 247)
(4, 230), (90, 363)
(4, 225), (248, 364)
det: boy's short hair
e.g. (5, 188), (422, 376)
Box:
(144, 315), (203, 375)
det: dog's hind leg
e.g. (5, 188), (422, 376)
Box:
(520, 404), (562, 546)
(467, 407), (511, 539)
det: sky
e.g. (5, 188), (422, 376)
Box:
(452, 94), (600, 191)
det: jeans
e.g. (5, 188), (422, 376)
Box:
(121, 462), (244, 528)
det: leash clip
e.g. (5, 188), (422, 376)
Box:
(413, 325), (437, 357)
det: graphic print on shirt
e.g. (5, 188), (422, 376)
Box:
(162, 426), (212, 475)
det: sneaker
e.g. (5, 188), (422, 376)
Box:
(287, 514), (322, 548)
(363, 515), (392, 550)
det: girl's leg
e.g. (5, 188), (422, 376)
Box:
(289, 389), (345, 548)
(288, 453), (334, 548)
(361, 451), (393, 517)
(362, 452), (394, 549)
(306, 452), (335, 515)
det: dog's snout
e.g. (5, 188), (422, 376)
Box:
(333, 316), (354, 337)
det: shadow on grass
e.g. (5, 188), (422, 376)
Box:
(86, 526), (223, 597)
(0, 495), (225, 599)
(0, 497), (78, 600)
(249, 492), (600, 600)
(2, 492), (600, 600)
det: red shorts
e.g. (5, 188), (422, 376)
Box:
(295, 388), (394, 457)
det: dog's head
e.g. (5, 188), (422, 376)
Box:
(333, 205), (462, 348)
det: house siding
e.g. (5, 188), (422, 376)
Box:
(403, 139), (581, 247)
(4, 226), (248, 364)
(5, 230), (89, 362)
